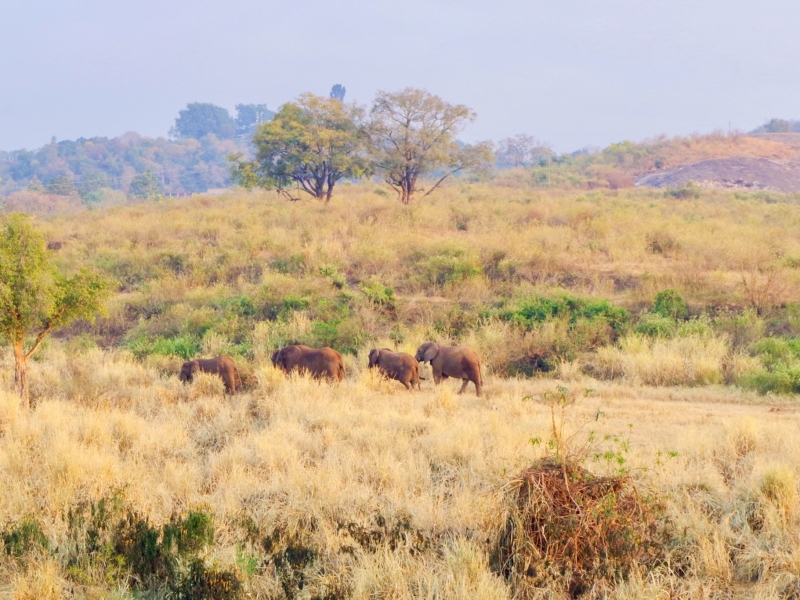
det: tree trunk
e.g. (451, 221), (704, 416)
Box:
(13, 340), (29, 410)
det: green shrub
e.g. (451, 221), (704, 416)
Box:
(739, 368), (800, 395)
(64, 496), (241, 596)
(416, 248), (481, 286)
(652, 289), (688, 320)
(714, 308), (765, 350)
(496, 295), (629, 337)
(271, 254), (305, 275)
(635, 313), (675, 338)
(2, 518), (49, 558)
(359, 278), (395, 310)
(666, 182), (700, 199)
(128, 334), (200, 360)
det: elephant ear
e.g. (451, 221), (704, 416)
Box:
(368, 349), (379, 367)
(189, 361), (200, 374)
(422, 343), (439, 362)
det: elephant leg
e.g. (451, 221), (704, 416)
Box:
(403, 380), (412, 391)
(474, 379), (482, 397)
(458, 379), (470, 394)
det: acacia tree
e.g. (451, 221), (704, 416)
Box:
(0, 214), (110, 408)
(230, 93), (369, 201)
(496, 134), (553, 167)
(366, 88), (493, 204)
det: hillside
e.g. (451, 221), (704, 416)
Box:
(3, 184), (800, 597)
(532, 132), (800, 191)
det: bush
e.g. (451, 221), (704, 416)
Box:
(652, 289), (688, 320)
(738, 368), (800, 395)
(128, 334), (200, 360)
(635, 313), (675, 338)
(63, 496), (242, 596)
(3, 518), (49, 558)
(495, 294), (629, 337)
(359, 278), (395, 310)
(416, 247), (481, 287)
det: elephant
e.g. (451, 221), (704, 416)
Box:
(271, 345), (345, 381)
(368, 348), (421, 391)
(180, 355), (241, 393)
(415, 342), (483, 396)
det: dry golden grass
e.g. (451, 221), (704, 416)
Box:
(1, 345), (799, 598)
(3, 184), (800, 596)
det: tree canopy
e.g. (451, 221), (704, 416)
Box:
(171, 103), (237, 139)
(496, 134), (553, 167)
(366, 88), (493, 203)
(230, 93), (369, 201)
(235, 104), (274, 135)
(0, 214), (110, 407)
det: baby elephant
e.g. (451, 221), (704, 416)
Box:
(415, 342), (482, 396)
(368, 348), (421, 391)
(180, 355), (241, 393)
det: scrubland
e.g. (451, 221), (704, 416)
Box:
(3, 180), (800, 597)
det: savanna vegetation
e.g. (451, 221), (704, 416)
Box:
(4, 92), (800, 597)
(1, 177), (800, 597)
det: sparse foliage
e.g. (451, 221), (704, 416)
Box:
(496, 133), (553, 167)
(366, 87), (493, 203)
(0, 214), (110, 408)
(230, 93), (369, 201)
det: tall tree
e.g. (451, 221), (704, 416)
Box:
(330, 84), (346, 101)
(0, 214), (110, 408)
(171, 103), (236, 139)
(235, 104), (274, 134)
(496, 134), (553, 167)
(230, 93), (369, 201)
(366, 88), (493, 204)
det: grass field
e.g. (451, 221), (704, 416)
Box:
(2, 181), (800, 597)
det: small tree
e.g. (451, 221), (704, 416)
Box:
(0, 214), (110, 408)
(496, 134), (553, 167)
(366, 88), (493, 204)
(129, 170), (161, 199)
(230, 93), (369, 201)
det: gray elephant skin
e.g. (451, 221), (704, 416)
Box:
(180, 355), (241, 393)
(271, 345), (345, 381)
(368, 348), (421, 391)
(415, 342), (482, 396)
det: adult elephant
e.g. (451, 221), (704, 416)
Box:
(271, 345), (345, 381)
(180, 355), (241, 393)
(368, 348), (421, 391)
(415, 342), (482, 396)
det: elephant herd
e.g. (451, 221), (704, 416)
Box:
(179, 342), (483, 396)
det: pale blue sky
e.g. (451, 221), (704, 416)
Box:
(2, 0), (799, 152)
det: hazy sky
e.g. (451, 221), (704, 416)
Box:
(3, 0), (799, 152)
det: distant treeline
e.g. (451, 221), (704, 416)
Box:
(0, 102), (273, 199)
(751, 118), (800, 134)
